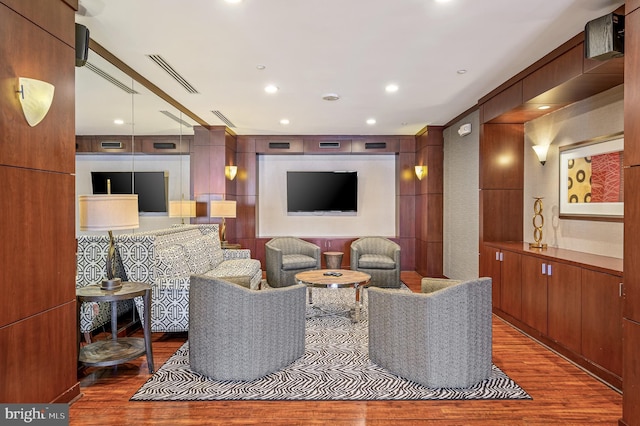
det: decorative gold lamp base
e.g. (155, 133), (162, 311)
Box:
(101, 277), (122, 291)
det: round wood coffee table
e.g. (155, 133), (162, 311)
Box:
(295, 269), (371, 322)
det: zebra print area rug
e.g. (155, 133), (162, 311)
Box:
(131, 287), (531, 401)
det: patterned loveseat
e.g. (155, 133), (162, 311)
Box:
(77, 224), (262, 334)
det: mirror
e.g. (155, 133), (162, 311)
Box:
(75, 48), (196, 234)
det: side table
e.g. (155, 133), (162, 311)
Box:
(324, 251), (344, 269)
(76, 282), (154, 373)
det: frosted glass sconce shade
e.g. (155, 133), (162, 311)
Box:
(415, 165), (428, 180)
(17, 77), (55, 127)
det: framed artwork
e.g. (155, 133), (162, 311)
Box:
(559, 133), (624, 221)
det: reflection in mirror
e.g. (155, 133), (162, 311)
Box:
(76, 48), (196, 234)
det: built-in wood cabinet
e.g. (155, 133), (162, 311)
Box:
(546, 261), (582, 354)
(521, 255), (548, 334)
(483, 242), (622, 390)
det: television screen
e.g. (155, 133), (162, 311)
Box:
(287, 171), (357, 213)
(91, 171), (168, 213)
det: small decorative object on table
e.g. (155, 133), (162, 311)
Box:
(529, 196), (547, 249)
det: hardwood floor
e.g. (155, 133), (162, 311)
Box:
(70, 272), (622, 425)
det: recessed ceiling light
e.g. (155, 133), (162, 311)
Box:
(366, 118), (376, 125)
(256, 64), (266, 70)
(538, 105), (551, 110)
(114, 119), (124, 125)
(322, 93), (340, 101)
(457, 69), (467, 74)
(264, 84), (279, 94)
(280, 119), (290, 125)
(385, 84), (399, 93)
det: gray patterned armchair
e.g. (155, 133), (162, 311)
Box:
(265, 237), (321, 288)
(368, 277), (493, 388)
(189, 275), (307, 381)
(350, 237), (401, 288)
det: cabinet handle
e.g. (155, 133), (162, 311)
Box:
(620, 282), (624, 298)
(541, 263), (546, 275)
(499, 252), (504, 262)
(547, 264), (552, 276)
(495, 252), (500, 261)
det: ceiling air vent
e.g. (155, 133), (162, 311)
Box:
(147, 54), (199, 94)
(159, 110), (193, 128)
(85, 62), (138, 94)
(211, 110), (236, 128)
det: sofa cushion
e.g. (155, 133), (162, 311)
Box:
(358, 254), (396, 269)
(155, 245), (191, 278)
(203, 233), (224, 269)
(205, 259), (261, 282)
(181, 239), (211, 275)
(282, 254), (318, 270)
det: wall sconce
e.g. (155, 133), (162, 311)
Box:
(415, 165), (428, 181)
(225, 165), (238, 181)
(532, 145), (550, 165)
(17, 77), (55, 127)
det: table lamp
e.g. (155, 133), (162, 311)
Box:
(79, 193), (139, 290)
(210, 200), (236, 246)
(169, 199), (196, 224)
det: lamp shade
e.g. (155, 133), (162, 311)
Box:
(532, 145), (550, 165)
(210, 200), (236, 218)
(79, 194), (140, 231)
(169, 200), (196, 218)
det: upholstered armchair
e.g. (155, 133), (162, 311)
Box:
(350, 237), (401, 288)
(368, 277), (493, 388)
(265, 237), (321, 288)
(189, 275), (307, 381)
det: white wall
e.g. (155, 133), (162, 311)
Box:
(443, 111), (480, 280)
(524, 85), (623, 258)
(75, 154), (191, 235)
(257, 154), (396, 237)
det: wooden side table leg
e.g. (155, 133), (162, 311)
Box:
(111, 299), (118, 340)
(143, 290), (154, 373)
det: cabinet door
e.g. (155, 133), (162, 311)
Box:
(480, 244), (501, 309)
(581, 269), (623, 378)
(521, 256), (548, 334)
(500, 250), (522, 319)
(547, 261), (582, 353)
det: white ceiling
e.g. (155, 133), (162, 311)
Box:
(75, 0), (624, 136)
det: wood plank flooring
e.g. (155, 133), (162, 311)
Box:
(70, 272), (622, 425)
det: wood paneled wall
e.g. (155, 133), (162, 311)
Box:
(623, 4), (640, 425)
(0, 0), (79, 403)
(193, 133), (439, 272)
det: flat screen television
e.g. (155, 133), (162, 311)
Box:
(287, 171), (357, 214)
(91, 171), (168, 213)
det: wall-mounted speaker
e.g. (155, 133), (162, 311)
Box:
(585, 13), (624, 61)
(75, 23), (90, 67)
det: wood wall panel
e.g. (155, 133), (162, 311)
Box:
(479, 189), (523, 242)
(479, 124), (524, 190)
(0, 3), (75, 173)
(522, 44), (583, 102)
(0, 0), (79, 404)
(625, 11), (640, 167)
(397, 195), (415, 239)
(0, 302), (78, 403)
(398, 152), (416, 196)
(0, 168), (76, 326)
(2, 0), (76, 46)
(623, 319), (640, 425)
(481, 82), (523, 124)
(624, 167), (640, 322)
